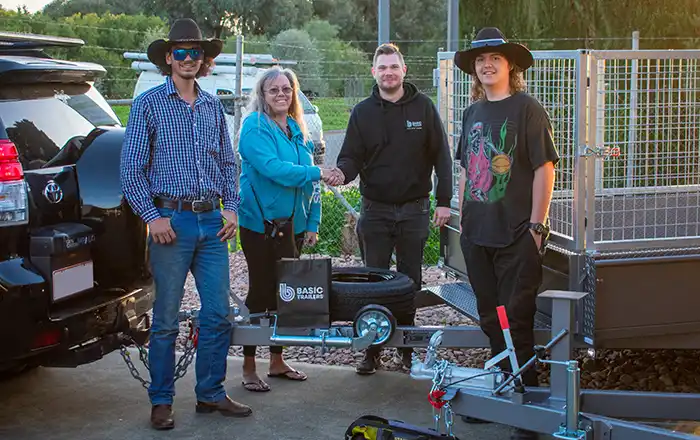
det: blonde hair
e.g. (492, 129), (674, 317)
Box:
(470, 61), (527, 102)
(246, 66), (309, 143)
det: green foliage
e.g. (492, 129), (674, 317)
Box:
(313, 97), (350, 130)
(43, 0), (146, 18)
(304, 187), (362, 257)
(0, 10), (167, 98)
(271, 29), (328, 96)
(221, 19), (369, 97)
(303, 19), (369, 96)
(459, 0), (700, 50)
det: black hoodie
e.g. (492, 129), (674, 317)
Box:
(336, 82), (453, 207)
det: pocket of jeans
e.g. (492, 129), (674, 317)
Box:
(406, 198), (429, 214)
(525, 230), (544, 259)
(419, 198), (430, 214)
(157, 207), (180, 224)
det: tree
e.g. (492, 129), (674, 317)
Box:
(270, 29), (327, 96)
(303, 19), (368, 96)
(43, 0), (147, 18)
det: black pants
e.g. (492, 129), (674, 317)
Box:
(239, 226), (304, 357)
(356, 197), (430, 355)
(460, 230), (543, 387)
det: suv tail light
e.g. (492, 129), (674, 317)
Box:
(0, 139), (28, 226)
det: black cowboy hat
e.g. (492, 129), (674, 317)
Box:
(454, 27), (533, 75)
(147, 18), (223, 68)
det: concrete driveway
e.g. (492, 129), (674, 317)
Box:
(0, 350), (514, 440)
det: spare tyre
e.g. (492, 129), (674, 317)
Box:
(330, 267), (416, 322)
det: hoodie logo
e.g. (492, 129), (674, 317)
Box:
(406, 120), (423, 130)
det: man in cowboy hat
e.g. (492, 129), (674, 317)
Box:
(453, 27), (559, 439)
(120, 18), (253, 430)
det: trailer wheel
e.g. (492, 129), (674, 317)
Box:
(330, 267), (416, 322)
(353, 304), (396, 346)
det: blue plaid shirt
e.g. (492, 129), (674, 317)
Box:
(120, 76), (240, 223)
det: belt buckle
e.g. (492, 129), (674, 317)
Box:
(191, 199), (208, 213)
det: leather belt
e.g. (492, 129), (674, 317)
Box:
(154, 197), (220, 213)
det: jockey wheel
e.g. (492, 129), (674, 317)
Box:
(353, 304), (396, 347)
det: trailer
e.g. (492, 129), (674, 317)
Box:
(435, 48), (700, 351)
(118, 48), (700, 439)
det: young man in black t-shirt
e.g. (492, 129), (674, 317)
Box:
(453, 28), (559, 440)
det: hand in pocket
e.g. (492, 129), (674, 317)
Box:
(149, 217), (176, 244)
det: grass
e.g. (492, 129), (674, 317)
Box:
(113, 105), (130, 125)
(111, 97), (351, 131)
(312, 97), (351, 131)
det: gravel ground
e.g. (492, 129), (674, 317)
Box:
(169, 251), (700, 394)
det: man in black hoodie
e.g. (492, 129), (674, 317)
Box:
(334, 43), (453, 374)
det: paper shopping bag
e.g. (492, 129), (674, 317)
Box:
(276, 257), (332, 328)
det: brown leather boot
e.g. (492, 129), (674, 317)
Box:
(196, 395), (253, 417)
(150, 404), (174, 430)
(355, 346), (381, 375)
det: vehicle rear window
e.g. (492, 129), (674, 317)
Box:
(0, 83), (121, 169)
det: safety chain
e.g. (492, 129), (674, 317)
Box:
(119, 318), (199, 389)
(427, 360), (455, 437)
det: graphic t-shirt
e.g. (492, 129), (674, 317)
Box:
(455, 92), (560, 248)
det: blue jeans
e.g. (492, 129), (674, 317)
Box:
(147, 206), (232, 406)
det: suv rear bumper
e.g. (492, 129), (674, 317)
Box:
(0, 264), (154, 370)
(39, 285), (153, 368)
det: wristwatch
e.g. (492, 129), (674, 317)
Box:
(529, 222), (550, 238)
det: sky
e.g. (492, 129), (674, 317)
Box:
(2, 0), (49, 13)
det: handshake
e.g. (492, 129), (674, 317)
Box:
(320, 167), (345, 186)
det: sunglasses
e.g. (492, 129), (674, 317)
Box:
(172, 48), (204, 61)
(265, 86), (294, 96)
(470, 38), (507, 48)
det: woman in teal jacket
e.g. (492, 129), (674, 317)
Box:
(237, 66), (335, 393)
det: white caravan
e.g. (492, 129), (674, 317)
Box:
(124, 52), (326, 163)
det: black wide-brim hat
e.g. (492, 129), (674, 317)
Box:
(454, 27), (533, 75)
(147, 18), (223, 68)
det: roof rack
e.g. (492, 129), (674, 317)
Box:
(0, 31), (85, 50)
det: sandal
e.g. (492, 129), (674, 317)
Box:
(241, 378), (271, 392)
(267, 369), (308, 381)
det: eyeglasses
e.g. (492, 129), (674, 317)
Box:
(172, 48), (204, 61)
(470, 38), (507, 48)
(265, 86), (294, 96)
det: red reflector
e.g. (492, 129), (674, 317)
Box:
(0, 139), (18, 160)
(0, 162), (23, 182)
(32, 329), (62, 349)
(0, 139), (23, 182)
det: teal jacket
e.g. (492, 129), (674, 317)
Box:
(238, 111), (322, 235)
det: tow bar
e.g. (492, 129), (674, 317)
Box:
(181, 303), (397, 353)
